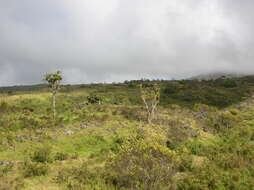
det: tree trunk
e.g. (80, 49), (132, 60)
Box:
(147, 111), (152, 124)
(52, 92), (56, 120)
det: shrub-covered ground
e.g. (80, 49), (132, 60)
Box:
(0, 77), (254, 190)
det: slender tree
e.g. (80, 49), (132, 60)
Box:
(140, 83), (160, 124)
(44, 71), (62, 120)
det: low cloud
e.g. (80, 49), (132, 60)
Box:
(0, 0), (254, 86)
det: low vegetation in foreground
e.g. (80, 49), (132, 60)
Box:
(0, 76), (254, 190)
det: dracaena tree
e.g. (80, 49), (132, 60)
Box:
(44, 71), (62, 120)
(140, 83), (160, 124)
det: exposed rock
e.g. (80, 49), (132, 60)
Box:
(15, 136), (25, 142)
(75, 103), (86, 109)
(15, 135), (35, 142)
(64, 130), (74, 135)
(0, 161), (12, 166)
(80, 122), (88, 129)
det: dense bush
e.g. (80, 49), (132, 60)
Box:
(31, 146), (52, 163)
(22, 160), (48, 177)
(222, 78), (237, 88)
(160, 77), (251, 108)
(163, 83), (182, 95)
(166, 124), (198, 150)
(0, 101), (10, 113)
(206, 111), (240, 133)
(177, 121), (254, 190)
(56, 137), (177, 190)
(87, 95), (102, 104)
(106, 138), (177, 190)
(178, 162), (254, 190)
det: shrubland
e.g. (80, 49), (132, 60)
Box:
(0, 76), (254, 189)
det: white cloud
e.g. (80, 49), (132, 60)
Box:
(0, 0), (254, 85)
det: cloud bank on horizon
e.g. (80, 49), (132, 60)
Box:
(0, 0), (254, 85)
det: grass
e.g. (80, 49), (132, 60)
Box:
(0, 77), (254, 189)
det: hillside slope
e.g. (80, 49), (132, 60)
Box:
(0, 77), (254, 190)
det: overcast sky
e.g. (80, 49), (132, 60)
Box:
(0, 0), (254, 86)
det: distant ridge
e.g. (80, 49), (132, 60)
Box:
(189, 72), (247, 80)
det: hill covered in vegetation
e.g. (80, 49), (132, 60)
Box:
(0, 76), (254, 190)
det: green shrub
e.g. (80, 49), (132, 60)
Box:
(87, 95), (102, 104)
(186, 140), (205, 155)
(54, 152), (69, 161)
(177, 164), (254, 190)
(129, 94), (142, 105)
(22, 160), (48, 177)
(229, 108), (239, 115)
(206, 111), (239, 133)
(177, 154), (194, 172)
(110, 136), (125, 153)
(119, 106), (143, 121)
(163, 83), (180, 95)
(0, 101), (10, 113)
(106, 138), (177, 190)
(166, 118), (199, 150)
(31, 146), (52, 163)
(222, 79), (237, 88)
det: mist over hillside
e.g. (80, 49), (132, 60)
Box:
(189, 72), (249, 80)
